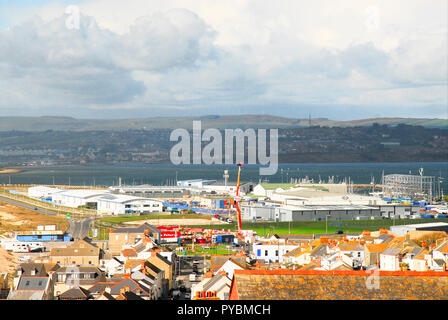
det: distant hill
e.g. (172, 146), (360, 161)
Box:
(0, 115), (446, 131)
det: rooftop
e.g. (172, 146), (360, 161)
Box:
(229, 270), (448, 300)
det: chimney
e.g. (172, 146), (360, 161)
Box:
(105, 287), (111, 294)
(30, 268), (36, 276)
(362, 230), (371, 237)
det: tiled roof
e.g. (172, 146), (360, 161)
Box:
(125, 259), (145, 271)
(17, 263), (48, 277)
(365, 243), (389, 253)
(283, 246), (302, 257)
(121, 249), (138, 257)
(381, 247), (401, 256)
(338, 243), (364, 251)
(59, 287), (92, 300)
(229, 270), (448, 300)
(88, 281), (117, 294)
(310, 245), (328, 257)
(7, 290), (45, 300)
(434, 239), (448, 253)
(16, 276), (49, 291)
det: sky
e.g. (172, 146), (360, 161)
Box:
(0, 0), (446, 120)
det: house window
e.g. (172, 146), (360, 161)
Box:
(275, 250), (279, 256)
(265, 250), (268, 256)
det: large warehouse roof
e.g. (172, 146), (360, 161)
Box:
(95, 194), (161, 204)
(57, 189), (110, 199)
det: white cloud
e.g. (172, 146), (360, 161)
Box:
(0, 0), (446, 119)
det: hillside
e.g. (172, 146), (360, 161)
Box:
(0, 115), (446, 131)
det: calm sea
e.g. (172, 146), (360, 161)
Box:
(1, 162), (447, 193)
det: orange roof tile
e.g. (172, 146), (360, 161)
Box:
(365, 243), (389, 253)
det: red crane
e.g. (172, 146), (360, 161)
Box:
(235, 162), (243, 231)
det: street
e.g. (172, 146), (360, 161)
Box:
(0, 195), (58, 216)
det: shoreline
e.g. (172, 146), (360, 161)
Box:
(0, 169), (22, 174)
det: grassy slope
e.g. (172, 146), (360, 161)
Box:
(100, 214), (211, 224)
(187, 218), (448, 236)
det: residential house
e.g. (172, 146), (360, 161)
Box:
(429, 238), (448, 271)
(53, 265), (106, 296)
(109, 277), (153, 300)
(146, 251), (174, 290)
(0, 273), (9, 299)
(217, 258), (246, 279)
(109, 223), (160, 255)
(338, 243), (364, 267)
(282, 247), (312, 268)
(380, 247), (402, 271)
(143, 260), (165, 297)
(364, 243), (389, 267)
(58, 287), (93, 300)
(229, 269), (448, 300)
(252, 242), (298, 263)
(99, 257), (125, 276)
(7, 275), (55, 300)
(192, 272), (232, 300)
(49, 239), (101, 266)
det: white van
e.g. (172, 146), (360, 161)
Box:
(7, 243), (31, 253)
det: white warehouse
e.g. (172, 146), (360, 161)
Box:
(95, 194), (163, 215)
(28, 186), (62, 200)
(52, 189), (110, 208)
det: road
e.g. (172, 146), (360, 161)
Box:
(68, 218), (95, 240)
(0, 195), (58, 216)
(0, 195), (95, 240)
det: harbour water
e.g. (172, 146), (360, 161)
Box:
(1, 162), (447, 192)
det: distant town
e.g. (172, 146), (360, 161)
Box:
(1, 169), (448, 300)
(0, 122), (447, 167)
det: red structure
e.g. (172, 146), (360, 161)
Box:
(235, 162), (243, 231)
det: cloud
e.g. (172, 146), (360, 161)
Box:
(0, 0), (446, 119)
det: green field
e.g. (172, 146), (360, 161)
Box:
(100, 214), (211, 224)
(187, 218), (448, 236)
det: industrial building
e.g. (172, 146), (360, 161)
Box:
(28, 186), (62, 201)
(275, 205), (381, 222)
(390, 222), (448, 236)
(382, 173), (435, 201)
(242, 204), (382, 222)
(109, 185), (188, 199)
(95, 194), (163, 215)
(241, 205), (277, 221)
(15, 225), (71, 242)
(51, 189), (110, 208)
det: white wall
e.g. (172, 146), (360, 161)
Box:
(253, 244), (298, 263)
